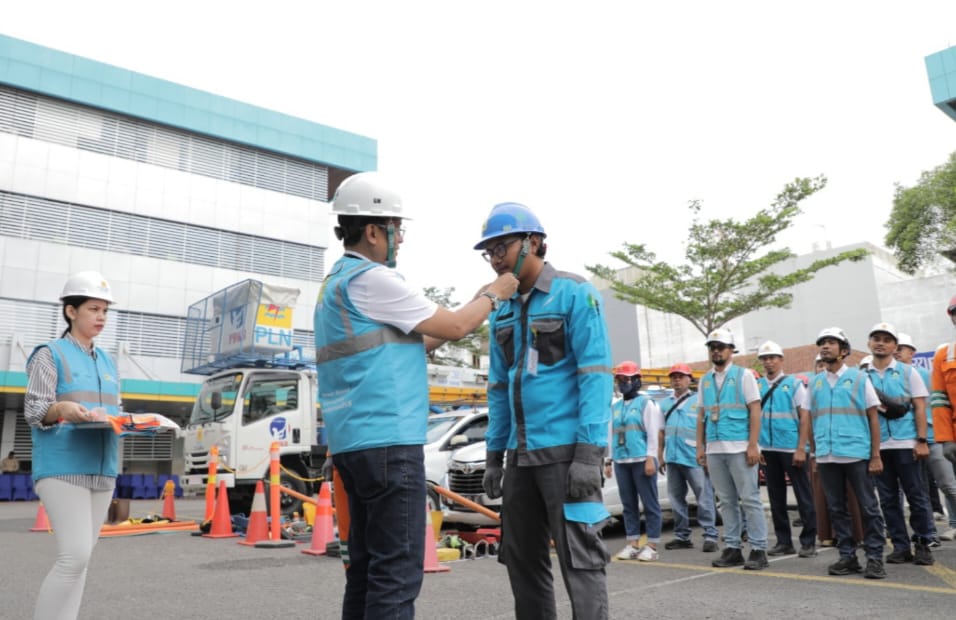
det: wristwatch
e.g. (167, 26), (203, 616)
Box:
(917, 437), (928, 444)
(480, 291), (500, 311)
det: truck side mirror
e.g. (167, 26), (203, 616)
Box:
(210, 392), (222, 411)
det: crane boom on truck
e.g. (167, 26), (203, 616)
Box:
(179, 279), (487, 517)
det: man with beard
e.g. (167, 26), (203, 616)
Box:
(695, 328), (769, 570)
(809, 327), (886, 579)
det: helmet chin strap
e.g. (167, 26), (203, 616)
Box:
(512, 236), (531, 278)
(384, 223), (397, 268)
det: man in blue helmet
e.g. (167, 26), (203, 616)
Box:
(476, 202), (614, 620)
(314, 173), (518, 619)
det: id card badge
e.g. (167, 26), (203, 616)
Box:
(710, 405), (720, 424)
(526, 348), (539, 376)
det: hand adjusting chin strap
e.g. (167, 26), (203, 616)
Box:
(512, 236), (531, 278)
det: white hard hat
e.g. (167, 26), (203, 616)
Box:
(859, 354), (873, 368)
(705, 328), (737, 351)
(816, 327), (849, 348)
(331, 172), (410, 219)
(896, 332), (917, 351)
(868, 321), (898, 342)
(757, 340), (784, 358)
(60, 271), (115, 303)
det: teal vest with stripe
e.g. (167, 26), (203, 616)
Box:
(662, 391), (699, 467)
(700, 365), (749, 442)
(30, 338), (120, 481)
(809, 368), (870, 460)
(314, 255), (429, 454)
(758, 375), (800, 450)
(611, 395), (650, 460)
(867, 363), (917, 443)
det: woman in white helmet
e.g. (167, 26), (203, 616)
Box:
(24, 270), (121, 620)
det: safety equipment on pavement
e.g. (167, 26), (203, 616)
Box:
(473, 202), (546, 250)
(483, 451), (505, 500)
(943, 442), (956, 465)
(896, 333), (917, 351)
(613, 361), (641, 376)
(331, 172), (409, 219)
(668, 363), (693, 377)
(705, 328), (737, 351)
(566, 461), (602, 500)
(868, 321), (898, 342)
(757, 340), (784, 358)
(816, 327), (850, 348)
(948, 295), (956, 317)
(60, 270), (116, 303)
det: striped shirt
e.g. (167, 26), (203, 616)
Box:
(25, 332), (118, 491)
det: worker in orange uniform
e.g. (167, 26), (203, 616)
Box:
(931, 295), (956, 465)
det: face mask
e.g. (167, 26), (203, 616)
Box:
(618, 377), (641, 400)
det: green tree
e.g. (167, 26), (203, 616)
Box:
(586, 176), (868, 337)
(422, 286), (486, 366)
(885, 151), (956, 274)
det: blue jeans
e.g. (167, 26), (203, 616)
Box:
(763, 450), (817, 547)
(333, 445), (426, 620)
(876, 448), (936, 551)
(928, 443), (956, 529)
(707, 451), (767, 550)
(818, 460), (885, 561)
(666, 462), (719, 541)
(614, 460), (662, 543)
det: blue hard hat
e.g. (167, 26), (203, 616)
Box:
(473, 202), (546, 250)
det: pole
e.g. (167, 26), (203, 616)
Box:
(254, 441), (294, 548)
(204, 445), (218, 521)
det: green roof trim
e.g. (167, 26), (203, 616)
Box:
(0, 33), (377, 171)
(0, 371), (200, 401)
(926, 45), (956, 123)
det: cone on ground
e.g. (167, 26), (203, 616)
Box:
(203, 480), (239, 538)
(29, 502), (51, 532)
(161, 480), (177, 521)
(302, 482), (335, 556)
(423, 502), (450, 573)
(239, 481), (269, 546)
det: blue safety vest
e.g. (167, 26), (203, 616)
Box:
(809, 368), (871, 460)
(29, 338), (120, 481)
(866, 362), (917, 443)
(700, 365), (749, 442)
(661, 391), (699, 467)
(758, 375), (801, 450)
(314, 255), (429, 454)
(612, 395), (650, 460)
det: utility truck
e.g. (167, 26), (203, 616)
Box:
(178, 279), (489, 517)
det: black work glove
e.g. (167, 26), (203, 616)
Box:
(567, 461), (602, 499)
(943, 442), (956, 465)
(483, 451), (505, 499)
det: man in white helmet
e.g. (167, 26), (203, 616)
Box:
(864, 322), (935, 566)
(313, 172), (518, 618)
(695, 328), (769, 570)
(756, 340), (817, 558)
(809, 326), (886, 579)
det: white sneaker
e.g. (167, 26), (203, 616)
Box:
(934, 512), (947, 522)
(616, 545), (641, 560)
(940, 528), (956, 541)
(637, 545), (659, 562)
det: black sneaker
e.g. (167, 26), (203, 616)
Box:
(744, 549), (769, 570)
(886, 549), (914, 564)
(712, 547), (745, 568)
(798, 544), (817, 558)
(702, 540), (720, 553)
(767, 543), (796, 556)
(828, 555), (862, 576)
(914, 543), (935, 566)
(664, 538), (694, 550)
(863, 558), (887, 579)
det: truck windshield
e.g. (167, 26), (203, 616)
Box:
(189, 373), (243, 425)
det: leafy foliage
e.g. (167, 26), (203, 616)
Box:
(422, 286), (486, 366)
(586, 176), (868, 336)
(885, 151), (956, 274)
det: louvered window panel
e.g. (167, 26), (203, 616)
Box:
(0, 85), (331, 202)
(0, 192), (28, 236)
(13, 416), (34, 459)
(122, 433), (173, 460)
(67, 205), (112, 249)
(183, 226), (219, 268)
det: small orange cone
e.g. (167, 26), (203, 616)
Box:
(161, 480), (177, 521)
(30, 503), (51, 532)
(203, 480), (238, 538)
(302, 482), (335, 556)
(239, 481), (270, 546)
(423, 502), (450, 573)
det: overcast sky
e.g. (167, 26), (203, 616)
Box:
(5, 2), (956, 304)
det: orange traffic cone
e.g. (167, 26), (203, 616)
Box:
(30, 502), (51, 532)
(161, 480), (177, 521)
(239, 481), (270, 546)
(423, 502), (450, 573)
(302, 482), (335, 556)
(203, 480), (238, 538)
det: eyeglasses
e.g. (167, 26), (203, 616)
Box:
(708, 343), (729, 352)
(376, 223), (406, 238)
(481, 237), (521, 262)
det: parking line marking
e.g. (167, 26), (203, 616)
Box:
(926, 563), (956, 590)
